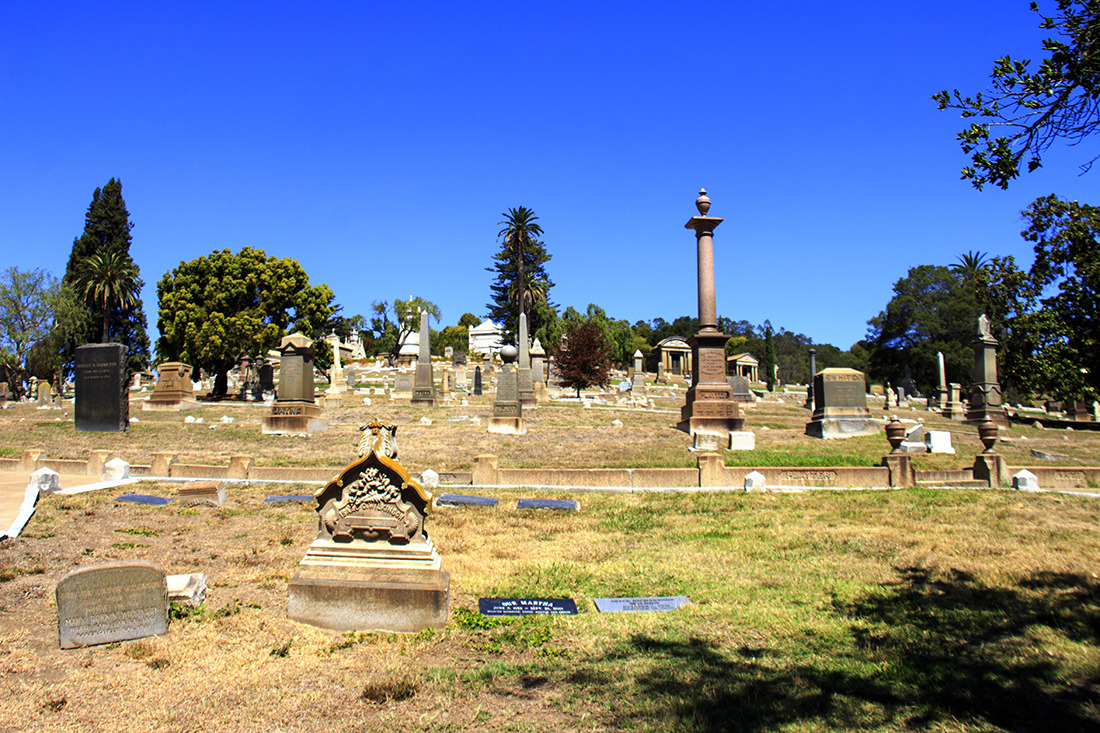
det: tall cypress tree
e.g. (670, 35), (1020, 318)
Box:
(486, 207), (555, 343)
(62, 179), (150, 374)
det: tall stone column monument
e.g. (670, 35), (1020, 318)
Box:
(676, 189), (746, 450)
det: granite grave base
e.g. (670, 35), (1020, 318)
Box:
(287, 538), (450, 633)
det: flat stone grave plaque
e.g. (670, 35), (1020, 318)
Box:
(479, 598), (578, 616)
(114, 493), (173, 506)
(56, 560), (168, 648)
(517, 498), (579, 511)
(437, 493), (498, 507)
(263, 494), (314, 503)
(594, 596), (692, 613)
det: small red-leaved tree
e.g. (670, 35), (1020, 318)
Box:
(552, 320), (611, 398)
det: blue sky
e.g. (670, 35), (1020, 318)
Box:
(1, 1), (1094, 351)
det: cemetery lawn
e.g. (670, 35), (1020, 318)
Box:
(3, 392), (1100, 473)
(2, 483), (1098, 732)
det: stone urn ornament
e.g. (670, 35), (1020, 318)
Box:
(978, 418), (999, 453)
(885, 415), (906, 453)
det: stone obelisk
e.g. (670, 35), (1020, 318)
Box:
(516, 313), (536, 408)
(676, 189), (746, 450)
(411, 311), (436, 407)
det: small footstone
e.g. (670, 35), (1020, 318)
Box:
(263, 494), (313, 503)
(115, 493), (173, 506)
(517, 498), (579, 511)
(437, 494), (498, 507)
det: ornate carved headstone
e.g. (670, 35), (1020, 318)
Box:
(75, 343), (129, 432)
(287, 420), (449, 632)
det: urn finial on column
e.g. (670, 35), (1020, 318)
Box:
(695, 189), (711, 216)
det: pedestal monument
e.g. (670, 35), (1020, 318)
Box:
(143, 362), (199, 411)
(965, 314), (1010, 429)
(675, 190), (746, 450)
(262, 334), (328, 434)
(488, 345), (526, 435)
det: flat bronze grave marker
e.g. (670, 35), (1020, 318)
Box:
(479, 598), (578, 616)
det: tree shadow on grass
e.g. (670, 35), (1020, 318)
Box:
(575, 568), (1100, 732)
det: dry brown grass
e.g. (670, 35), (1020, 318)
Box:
(1, 481), (1098, 732)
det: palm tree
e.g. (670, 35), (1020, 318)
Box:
(78, 250), (141, 342)
(951, 250), (991, 314)
(498, 207), (544, 325)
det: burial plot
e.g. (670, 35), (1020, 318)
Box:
(805, 368), (880, 438)
(177, 480), (226, 507)
(287, 420), (449, 632)
(56, 560), (168, 648)
(75, 343), (128, 432)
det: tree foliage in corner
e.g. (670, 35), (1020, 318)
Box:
(487, 207), (555, 343)
(63, 178), (150, 373)
(1008, 195), (1100, 398)
(369, 297), (440, 363)
(156, 247), (335, 396)
(552, 319), (611, 397)
(0, 268), (85, 397)
(934, 0), (1100, 190)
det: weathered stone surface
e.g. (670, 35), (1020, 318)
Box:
(744, 470), (766, 492)
(1013, 469), (1040, 491)
(56, 560), (167, 648)
(144, 362), (198, 411)
(177, 480), (226, 507)
(75, 343), (129, 432)
(166, 573), (207, 609)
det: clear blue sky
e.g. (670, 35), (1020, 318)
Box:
(1, 2), (1094, 351)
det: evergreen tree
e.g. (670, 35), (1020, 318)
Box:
(487, 207), (555, 342)
(63, 179), (150, 374)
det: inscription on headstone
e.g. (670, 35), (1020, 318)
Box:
(594, 596), (691, 613)
(75, 343), (129, 432)
(478, 598), (578, 616)
(56, 560), (167, 648)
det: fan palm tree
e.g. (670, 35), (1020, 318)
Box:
(78, 250), (141, 342)
(498, 207), (544, 325)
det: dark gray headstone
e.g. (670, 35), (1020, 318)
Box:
(75, 343), (128, 432)
(258, 364), (275, 393)
(473, 366), (482, 396)
(115, 493), (174, 506)
(56, 560), (168, 648)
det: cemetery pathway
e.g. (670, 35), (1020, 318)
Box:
(0, 473), (100, 536)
